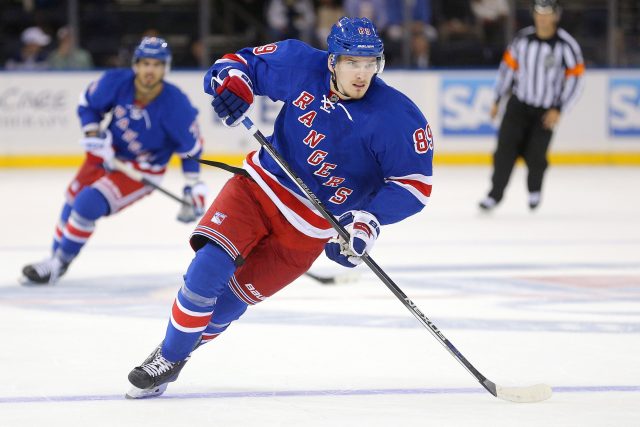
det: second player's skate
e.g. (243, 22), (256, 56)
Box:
(21, 256), (69, 285)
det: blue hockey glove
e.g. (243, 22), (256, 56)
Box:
(80, 129), (114, 168)
(177, 180), (208, 223)
(211, 71), (254, 127)
(325, 211), (380, 268)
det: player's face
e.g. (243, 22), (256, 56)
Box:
(134, 58), (165, 89)
(332, 56), (378, 99)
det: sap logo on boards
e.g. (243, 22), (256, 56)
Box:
(609, 78), (640, 136)
(441, 78), (496, 136)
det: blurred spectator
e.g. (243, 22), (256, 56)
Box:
(470, 0), (508, 65)
(433, 0), (478, 42)
(431, 0), (484, 66)
(178, 35), (205, 69)
(315, 0), (344, 49)
(5, 26), (51, 70)
(266, 0), (316, 45)
(385, 0), (436, 68)
(20, 0), (63, 13)
(142, 28), (161, 38)
(112, 28), (163, 68)
(189, 37), (205, 69)
(47, 26), (93, 70)
(471, 0), (508, 45)
(410, 28), (431, 68)
(343, 0), (388, 31)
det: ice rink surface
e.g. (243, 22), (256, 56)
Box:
(0, 165), (639, 427)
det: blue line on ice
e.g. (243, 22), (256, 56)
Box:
(1, 385), (638, 404)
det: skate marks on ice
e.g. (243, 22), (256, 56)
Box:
(0, 269), (639, 334)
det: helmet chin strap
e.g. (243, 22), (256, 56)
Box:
(330, 67), (351, 100)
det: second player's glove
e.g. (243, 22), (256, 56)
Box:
(80, 129), (114, 168)
(176, 180), (208, 223)
(211, 70), (254, 127)
(325, 210), (380, 268)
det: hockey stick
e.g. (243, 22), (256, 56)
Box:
(241, 117), (551, 403)
(111, 158), (190, 206)
(304, 271), (361, 285)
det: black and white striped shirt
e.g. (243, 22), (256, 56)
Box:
(495, 26), (585, 111)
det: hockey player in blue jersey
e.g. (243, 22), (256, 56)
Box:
(126, 17), (434, 398)
(21, 37), (207, 285)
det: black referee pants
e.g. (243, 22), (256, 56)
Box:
(489, 96), (553, 202)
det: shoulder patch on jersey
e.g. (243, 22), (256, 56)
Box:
(212, 211), (227, 225)
(253, 44), (278, 55)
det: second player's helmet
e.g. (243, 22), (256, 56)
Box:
(532, 0), (560, 14)
(132, 36), (172, 71)
(327, 17), (385, 73)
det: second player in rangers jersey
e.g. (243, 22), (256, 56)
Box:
(21, 37), (207, 285)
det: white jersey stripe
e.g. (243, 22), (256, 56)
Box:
(387, 181), (431, 206)
(192, 225), (241, 258)
(244, 151), (335, 239)
(228, 276), (261, 305)
(386, 174), (432, 206)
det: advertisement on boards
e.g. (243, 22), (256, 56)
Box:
(441, 77), (497, 136)
(609, 78), (640, 137)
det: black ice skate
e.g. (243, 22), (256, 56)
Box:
(126, 343), (191, 399)
(21, 256), (69, 285)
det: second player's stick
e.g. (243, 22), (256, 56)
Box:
(304, 271), (361, 285)
(111, 158), (190, 206)
(241, 117), (551, 403)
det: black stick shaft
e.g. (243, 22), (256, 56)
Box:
(146, 180), (190, 206)
(304, 271), (335, 284)
(241, 117), (497, 397)
(111, 159), (190, 206)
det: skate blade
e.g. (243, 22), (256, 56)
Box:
(18, 276), (52, 287)
(125, 383), (168, 399)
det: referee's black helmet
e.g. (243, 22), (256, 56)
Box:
(532, 0), (561, 15)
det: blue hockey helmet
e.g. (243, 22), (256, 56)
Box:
(132, 36), (172, 70)
(327, 17), (385, 72)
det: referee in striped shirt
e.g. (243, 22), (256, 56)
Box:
(479, 0), (584, 211)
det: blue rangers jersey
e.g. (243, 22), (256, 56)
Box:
(205, 40), (433, 239)
(78, 68), (202, 177)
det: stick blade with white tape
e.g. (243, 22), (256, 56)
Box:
(485, 379), (552, 403)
